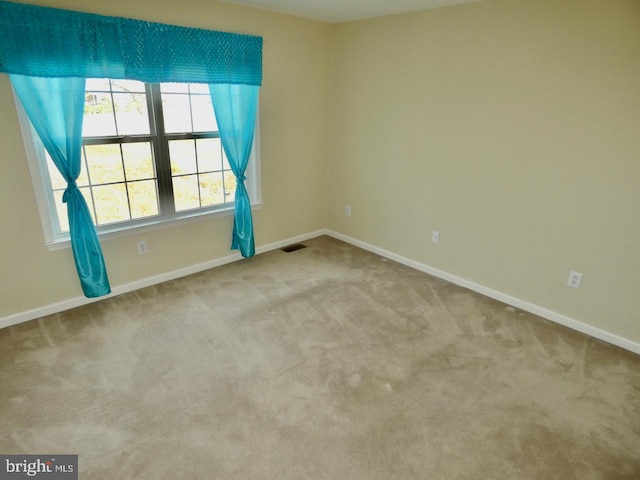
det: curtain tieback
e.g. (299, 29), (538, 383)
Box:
(62, 180), (78, 203)
(237, 175), (246, 184)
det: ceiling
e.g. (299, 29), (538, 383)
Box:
(220, 0), (484, 24)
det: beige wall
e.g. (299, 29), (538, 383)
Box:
(0, 0), (331, 316)
(328, 0), (640, 343)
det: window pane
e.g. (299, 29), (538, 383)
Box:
(172, 175), (200, 211)
(46, 155), (66, 190)
(161, 83), (189, 93)
(85, 79), (111, 91)
(122, 143), (155, 180)
(113, 92), (150, 135)
(189, 83), (209, 94)
(196, 138), (222, 172)
(78, 150), (90, 187)
(44, 150), (88, 188)
(110, 79), (146, 93)
(80, 187), (95, 223)
(224, 172), (237, 201)
(93, 183), (130, 225)
(128, 180), (159, 219)
(85, 144), (125, 185)
(199, 172), (224, 207)
(222, 150), (232, 171)
(53, 190), (69, 233)
(169, 140), (197, 175)
(191, 95), (217, 132)
(162, 94), (192, 133)
(83, 93), (116, 136)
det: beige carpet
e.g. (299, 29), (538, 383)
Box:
(1, 236), (639, 479)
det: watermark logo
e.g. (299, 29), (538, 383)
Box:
(0, 456), (77, 479)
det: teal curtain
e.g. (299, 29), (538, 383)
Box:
(209, 84), (259, 258)
(11, 75), (111, 298)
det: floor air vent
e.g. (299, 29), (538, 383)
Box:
(281, 243), (307, 253)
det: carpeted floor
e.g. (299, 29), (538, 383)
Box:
(1, 236), (639, 479)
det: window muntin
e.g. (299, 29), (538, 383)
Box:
(44, 79), (243, 235)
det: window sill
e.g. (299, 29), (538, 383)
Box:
(44, 202), (263, 251)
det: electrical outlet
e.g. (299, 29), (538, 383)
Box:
(345, 205), (352, 217)
(567, 271), (583, 288)
(137, 240), (148, 255)
(431, 231), (440, 244)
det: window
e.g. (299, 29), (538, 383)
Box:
(18, 78), (260, 247)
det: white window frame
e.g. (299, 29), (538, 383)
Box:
(13, 85), (262, 251)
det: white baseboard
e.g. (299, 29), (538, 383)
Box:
(325, 230), (640, 356)
(2, 228), (638, 356)
(0, 230), (326, 331)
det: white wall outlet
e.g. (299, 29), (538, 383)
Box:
(345, 205), (352, 217)
(431, 231), (440, 244)
(567, 271), (583, 288)
(137, 240), (148, 255)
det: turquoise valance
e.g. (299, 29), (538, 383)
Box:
(0, 1), (263, 86)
